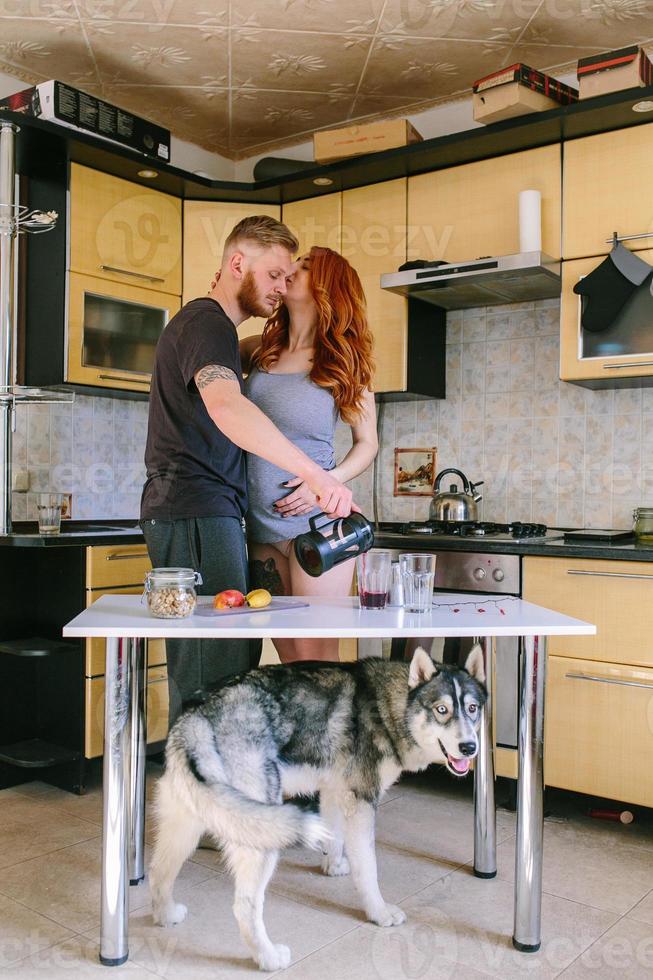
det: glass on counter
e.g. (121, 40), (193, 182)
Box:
(633, 507), (653, 542)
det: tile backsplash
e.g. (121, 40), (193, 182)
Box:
(11, 395), (148, 521)
(12, 296), (653, 529)
(341, 297), (653, 531)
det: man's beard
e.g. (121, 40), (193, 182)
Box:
(237, 270), (276, 319)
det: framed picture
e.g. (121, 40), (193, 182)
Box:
(394, 447), (437, 496)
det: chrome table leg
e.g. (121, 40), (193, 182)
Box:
(513, 634), (547, 952)
(128, 638), (147, 886)
(473, 636), (496, 878)
(100, 637), (132, 966)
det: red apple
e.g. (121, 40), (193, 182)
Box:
(213, 589), (246, 609)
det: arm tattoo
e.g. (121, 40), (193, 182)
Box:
(196, 363), (238, 390)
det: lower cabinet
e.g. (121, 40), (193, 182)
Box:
(523, 555), (653, 806)
(85, 664), (169, 759)
(545, 656), (653, 807)
(84, 545), (169, 759)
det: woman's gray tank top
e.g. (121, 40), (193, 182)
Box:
(244, 366), (339, 544)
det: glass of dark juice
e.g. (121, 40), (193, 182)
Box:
(356, 551), (391, 610)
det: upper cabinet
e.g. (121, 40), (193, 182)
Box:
(69, 164), (182, 295)
(560, 250), (653, 383)
(282, 193), (341, 254)
(341, 179), (408, 394)
(563, 124), (653, 261)
(182, 202), (281, 341)
(407, 145), (562, 263)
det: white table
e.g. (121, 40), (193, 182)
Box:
(63, 593), (595, 967)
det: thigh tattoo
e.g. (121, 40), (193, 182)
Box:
(249, 557), (286, 596)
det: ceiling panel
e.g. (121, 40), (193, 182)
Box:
(0, 0), (651, 160)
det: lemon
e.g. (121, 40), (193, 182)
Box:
(246, 588), (272, 608)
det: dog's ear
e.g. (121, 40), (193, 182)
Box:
(465, 643), (486, 685)
(408, 647), (437, 688)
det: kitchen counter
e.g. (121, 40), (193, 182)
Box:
(372, 530), (653, 562)
(0, 520), (144, 547)
(2, 521), (653, 561)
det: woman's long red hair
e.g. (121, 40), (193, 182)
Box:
(252, 246), (375, 423)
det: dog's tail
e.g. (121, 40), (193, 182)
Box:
(160, 740), (329, 853)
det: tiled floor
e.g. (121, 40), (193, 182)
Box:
(1, 767), (652, 978)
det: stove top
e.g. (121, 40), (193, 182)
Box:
(375, 520), (563, 543)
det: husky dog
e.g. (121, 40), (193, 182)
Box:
(150, 647), (486, 971)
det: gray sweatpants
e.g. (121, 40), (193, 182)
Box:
(140, 516), (261, 725)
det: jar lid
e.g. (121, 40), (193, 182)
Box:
(145, 567), (201, 586)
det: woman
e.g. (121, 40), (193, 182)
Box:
(241, 246), (377, 663)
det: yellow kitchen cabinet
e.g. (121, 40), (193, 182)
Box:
(282, 193), (341, 254)
(84, 544), (168, 758)
(544, 656), (653, 806)
(560, 252), (653, 383)
(523, 556), (653, 668)
(86, 542), (153, 590)
(562, 123), (653, 260)
(407, 145), (561, 263)
(341, 179), (408, 393)
(85, 666), (169, 759)
(183, 201), (281, 341)
(85, 587), (166, 677)
(69, 163), (182, 295)
(524, 554), (653, 805)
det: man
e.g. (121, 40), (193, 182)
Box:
(140, 215), (354, 724)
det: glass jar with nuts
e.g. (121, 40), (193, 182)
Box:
(144, 568), (203, 618)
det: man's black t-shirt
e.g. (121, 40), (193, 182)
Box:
(140, 297), (247, 521)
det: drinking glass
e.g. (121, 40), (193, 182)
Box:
(37, 493), (65, 535)
(400, 553), (436, 613)
(356, 551), (391, 610)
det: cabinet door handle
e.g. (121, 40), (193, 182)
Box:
(106, 552), (148, 561)
(99, 264), (165, 284)
(566, 569), (653, 581)
(603, 232), (653, 245)
(604, 362), (653, 370)
(566, 671), (653, 691)
(97, 373), (149, 385)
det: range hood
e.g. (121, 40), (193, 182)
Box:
(380, 251), (561, 310)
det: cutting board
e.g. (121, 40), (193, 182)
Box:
(194, 597), (309, 617)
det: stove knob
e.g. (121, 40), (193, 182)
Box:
(473, 567), (486, 581)
(493, 568), (505, 582)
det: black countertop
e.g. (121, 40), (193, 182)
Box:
(2, 521), (653, 562)
(372, 531), (653, 563)
(0, 520), (144, 547)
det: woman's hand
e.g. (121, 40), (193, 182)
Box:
(273, 478), (318, 517)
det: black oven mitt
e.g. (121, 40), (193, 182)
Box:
(573, 243), (652, 333)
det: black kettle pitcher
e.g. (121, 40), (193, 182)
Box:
(293, 513), (374, 577)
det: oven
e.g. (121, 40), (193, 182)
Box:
(66, 272), (180, 392)
(359, 547), (521, 752)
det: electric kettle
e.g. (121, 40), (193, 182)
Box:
(294, 512), (374, 577)
(429, 468), (484, 522)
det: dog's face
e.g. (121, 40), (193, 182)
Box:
(406, 646), (488, 777)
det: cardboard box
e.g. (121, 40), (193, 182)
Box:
(577, 45), (653, 99)
(0, 80), (170, 162)
(473, 63), (578, 124)
(314, 119), (422, 164)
